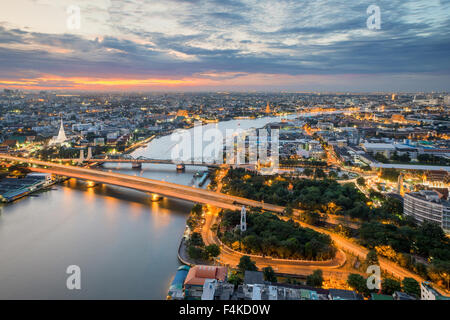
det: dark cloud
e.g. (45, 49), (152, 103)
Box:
(0, 0), (449, 90)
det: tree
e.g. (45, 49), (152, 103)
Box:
(303, 168), (313, 177)
(205, 244), (221, 259)
(381, 197), (403, 216)
(429, 260), (450, 290)
(301, 211), (325, 226)
(219, 209), (335, 261)
(381, 278), (401, 295)
(414, 262), (429, 279)
(228, 273), (243, 287)
(399, 152), (411, 163)
(283, 204), (293, 217)
(356, 177), (365, 186)
(328, 171), (338, 179)
(191, 203), (203, 216)
(188, 232), (205, 247)
(347, 273), (370, 296)
(415, 222), (447, 258)
(380, 168), (400, 182)
(186, 216), (198, 230)
(242, 235), (260, 253)
(402, 277), (420, 297)
(397, 253), (413, 269)
(306, 269), (323, 287)
(238, 255), (258, 273)
(187, 246), (205, 260)
(315, 168), (326, 179)
(374, 152), (388, 163)
(365, 250), (379, 266)
(374, 152), (389, 163)
(262, 266), (277, 283)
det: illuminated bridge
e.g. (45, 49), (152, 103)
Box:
(0, 153), (436, 286)
(58, 157), (222, 170)
(0, 154), (279, 212)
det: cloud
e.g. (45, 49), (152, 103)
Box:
(0, 0), (448, 90)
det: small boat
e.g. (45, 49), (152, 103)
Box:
(198, 171), (209, 187)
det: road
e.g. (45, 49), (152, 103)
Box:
(57, 157), (221, 167)
(201, 168), (350, 279)
(0, 154), (282, 212)
(289, 218), (445, 292)
(201, 169), (446, 293)
(202, 206), (350, 279)
(2, 154), (446, 294)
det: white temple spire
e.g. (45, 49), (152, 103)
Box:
(52, 117), (67, 144)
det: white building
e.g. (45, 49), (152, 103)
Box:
(421, 282), (450, 300)
(362, 143), (396, 158)
(50, 118), (67, 145)
(201, 279), (217, 300)
(404, 190), (450, 234)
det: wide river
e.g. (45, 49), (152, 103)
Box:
(0, 116), (290, 299)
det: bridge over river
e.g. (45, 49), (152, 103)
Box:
(1, 153), (440, 290)
(0, 154), (278, 212)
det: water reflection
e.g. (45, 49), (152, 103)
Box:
(0, 117), (288, 299)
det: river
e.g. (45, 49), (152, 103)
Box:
(0, 115), (289, 299)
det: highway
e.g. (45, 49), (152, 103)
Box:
(2, 153), (446, 294)
(0, 154), (291, 213)
(57, 157), (221, 167)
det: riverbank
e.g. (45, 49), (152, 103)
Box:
(123, 134), (156, 154)
(177, 236), (213, 267)
(0, 174), (62, 203)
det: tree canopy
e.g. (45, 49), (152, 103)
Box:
(306, 269), (323, 287)
(219, 210), (336, 261)
(238, 255), (258, 273)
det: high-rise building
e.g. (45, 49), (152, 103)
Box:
(404, 190), (450, 233)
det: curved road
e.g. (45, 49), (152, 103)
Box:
(1, 154), (447, 294)
(202, 207), (349, 279)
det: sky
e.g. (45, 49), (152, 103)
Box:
(0, 0), (449, 92)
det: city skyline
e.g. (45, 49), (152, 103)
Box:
(0, 0), (449, 92)
(1, 90), (449, 301)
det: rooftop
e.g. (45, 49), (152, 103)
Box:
(371, 293), (394, 300)
(184, 265), (228, 287)
(244, 271), (265, 285)
(362, 143), (396, 150)
(329, 289), (363, 300)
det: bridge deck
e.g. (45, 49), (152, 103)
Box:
(58, 158), (221, 166)
(0, 154), (280, 212)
